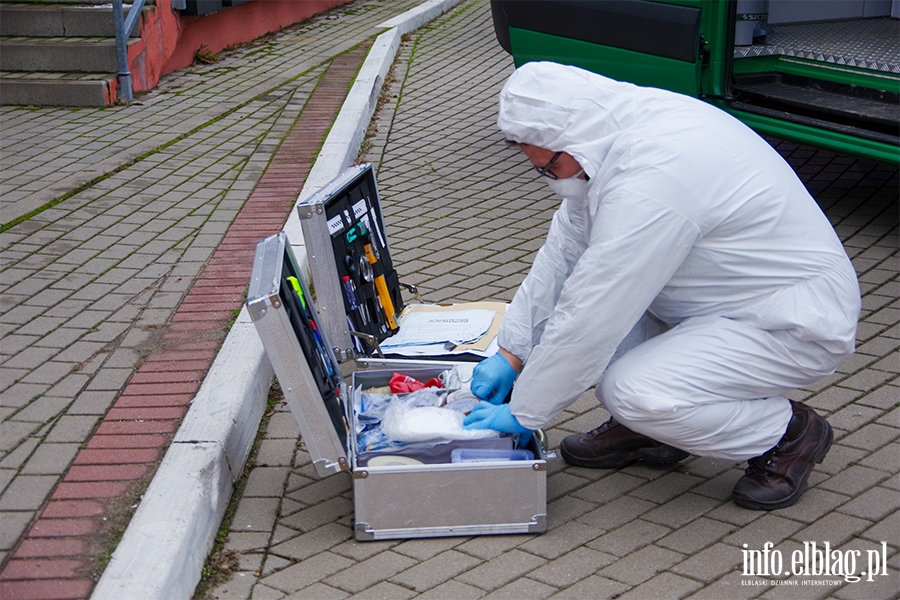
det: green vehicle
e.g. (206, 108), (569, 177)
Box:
(490, 0), (899, 165)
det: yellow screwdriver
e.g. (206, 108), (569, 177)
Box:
(363, 243), (398, 331)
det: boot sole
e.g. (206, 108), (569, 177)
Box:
(560, 445), (689, 470)
(732, 419), (834, 511)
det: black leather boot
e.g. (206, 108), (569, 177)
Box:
(559, 416), (689, 469)
(732, 401), (833, 510)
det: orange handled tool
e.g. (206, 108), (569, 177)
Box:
(364, 243), (398, 331)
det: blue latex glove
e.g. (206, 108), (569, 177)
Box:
(470, 353), (517, 404)
(463, 401), (533, 436)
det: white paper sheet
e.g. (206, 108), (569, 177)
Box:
(379, 309), (496, 349)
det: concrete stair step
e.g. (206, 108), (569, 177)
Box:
(0, 0), (145, 106)
(0, 3), (141, 37)
(0, 36), (137, 72)
(0, 71), (116, 106)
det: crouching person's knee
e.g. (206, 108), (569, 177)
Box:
(597, 359), (656, 422)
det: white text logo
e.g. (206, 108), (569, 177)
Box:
(742, 541), (889, 583)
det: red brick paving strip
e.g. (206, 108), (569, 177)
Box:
(0, 42), (372, 600)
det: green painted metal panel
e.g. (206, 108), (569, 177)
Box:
(694, 1), (731, 98)
(508, 27), (702, 97)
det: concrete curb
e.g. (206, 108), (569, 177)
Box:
(92, 1), (462, 598)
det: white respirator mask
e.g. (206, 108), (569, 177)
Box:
(546, 170), (588, 199)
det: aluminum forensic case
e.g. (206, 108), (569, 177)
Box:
(247, 232), (547, 541)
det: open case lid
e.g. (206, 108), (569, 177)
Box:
(246, 231), (350, 478)
(297, 164), (404, 362)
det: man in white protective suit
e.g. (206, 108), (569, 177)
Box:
(463, 62), (861, 510)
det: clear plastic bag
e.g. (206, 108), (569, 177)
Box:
(381, 388), (499, 444)
(358, 391), (392, 424)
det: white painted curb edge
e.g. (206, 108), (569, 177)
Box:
(379, 0), (462, 35)
(92, 1), (462, 599)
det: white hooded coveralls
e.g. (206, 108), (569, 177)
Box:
(497, 63), (860, 460)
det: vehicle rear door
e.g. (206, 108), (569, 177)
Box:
(491, 0), (708, 97)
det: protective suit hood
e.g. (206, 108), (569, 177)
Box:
(497, 62), (643, 180)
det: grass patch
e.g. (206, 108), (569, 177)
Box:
(194, 44), (220, 65)
(87, 469), (157, 581)
(357, 58), (397, 164)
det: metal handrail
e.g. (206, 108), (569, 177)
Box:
(113, 0), (147, 103)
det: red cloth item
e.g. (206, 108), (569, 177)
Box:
(389, 373), (444, 393)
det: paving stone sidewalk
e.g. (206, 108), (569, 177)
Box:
(0, 0), (425, 596)
(209, 1), (899, 599)
(0, 0), (421, 227)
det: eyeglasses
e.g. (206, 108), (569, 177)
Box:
(534, 151), (562, 180)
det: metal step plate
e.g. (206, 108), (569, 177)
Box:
(734, 17), (900, 74)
